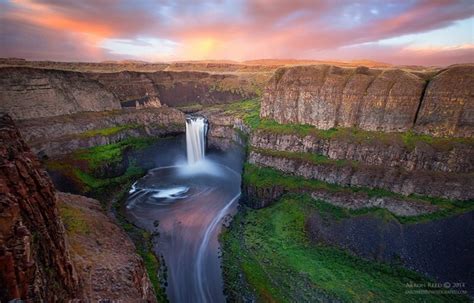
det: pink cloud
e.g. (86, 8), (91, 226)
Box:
(0, 0), (472, 65)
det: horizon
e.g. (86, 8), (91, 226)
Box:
(1, 1), (473, 66)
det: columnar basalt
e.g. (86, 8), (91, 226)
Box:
(414, 64), (474, 137)
(261, 64), (474, 137)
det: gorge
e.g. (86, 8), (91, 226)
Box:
(0, 59), (473, 302)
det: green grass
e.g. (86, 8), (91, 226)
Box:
(252, 147), (355, 167)
(72, 164), (144, 191)
(243, 163), (474, 223)
(73, 137), (155, 169)
(59, 203), (91, 235)
(251, 117), (474, 151)
(78, 124), (142, 138)
(201, 99), (470, 154)
(221, 195), (470, 302)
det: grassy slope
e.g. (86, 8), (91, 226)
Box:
(244, 163), (474, 223)
(45, 137), (156, 197)
(221, 195), (469, 302)
(78, 124), (142, 138)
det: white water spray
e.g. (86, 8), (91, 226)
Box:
(185, 115), (208, 165)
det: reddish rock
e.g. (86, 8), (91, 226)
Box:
(0, 114), (80, 301)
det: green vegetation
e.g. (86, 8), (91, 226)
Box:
(73, 164), (144, 192)
(224, 99), (474, 150)
(74, 137), (155, 169)
(46, 137), (157, 198)
(243, 163), (474, 223)
(252, 147), (355, 167)
(79, 124), (142, 138)
(221, 195), (469, 302)
(255, 120), (474, 149)
(59, 203), (91, 235)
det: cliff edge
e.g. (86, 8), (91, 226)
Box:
(261, 64), (473, 137)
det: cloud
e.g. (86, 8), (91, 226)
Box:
(0, 0), (472, 65)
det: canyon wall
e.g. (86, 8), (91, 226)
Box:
(0, 66), (262, 120)
(0, 67), (121, 120)
(89, 70), (260, 107)
(0, 114), (80, 301)
(261, 64), (474, 137)
(17, 107), (184, 157)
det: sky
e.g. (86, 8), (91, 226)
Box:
(0, 0), (473, 66)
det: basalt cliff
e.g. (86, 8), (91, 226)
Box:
(0, 66), (264, 120)
(261, 64), (473, 137)
(0, 114), (156, 302)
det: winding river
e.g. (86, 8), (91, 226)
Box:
(125, 116), (242, 302)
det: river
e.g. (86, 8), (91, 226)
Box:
(125, 116), (243, 302)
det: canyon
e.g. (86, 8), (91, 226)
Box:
(0, 59), (472, 302)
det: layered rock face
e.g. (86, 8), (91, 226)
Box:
(89, 70), (258, 108)
(415, 64), (474, 137)
(251, 130), (474, 173)
(248, 151), (473, 200)
(17, 107), (185, 157)
(0, 114), (80, 301)
(0, 66), (262, 121)
(262, 64), (474, 137)
(0, 67), (121, 120)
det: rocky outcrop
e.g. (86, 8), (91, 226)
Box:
(261, 64), (474, 137)
(58, 192), (157, 302)
(0, 114), (80, 301)
(17, 107), (185, 157)
(415, 64), (474, 137)
(0, 67), (121, 120)
(248, 151), (473, 200)
(250, 130), (474, 173)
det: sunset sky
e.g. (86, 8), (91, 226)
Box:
(0, 0), (473, 66)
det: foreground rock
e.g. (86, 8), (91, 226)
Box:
(58, 192), (157, 302)
(0, 114), (157, 302)
(0, 114), (80, 301)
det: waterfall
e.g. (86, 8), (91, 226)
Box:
(185, 115), (208, 165)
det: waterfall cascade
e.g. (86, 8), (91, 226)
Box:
(185, 115), (208, 165)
